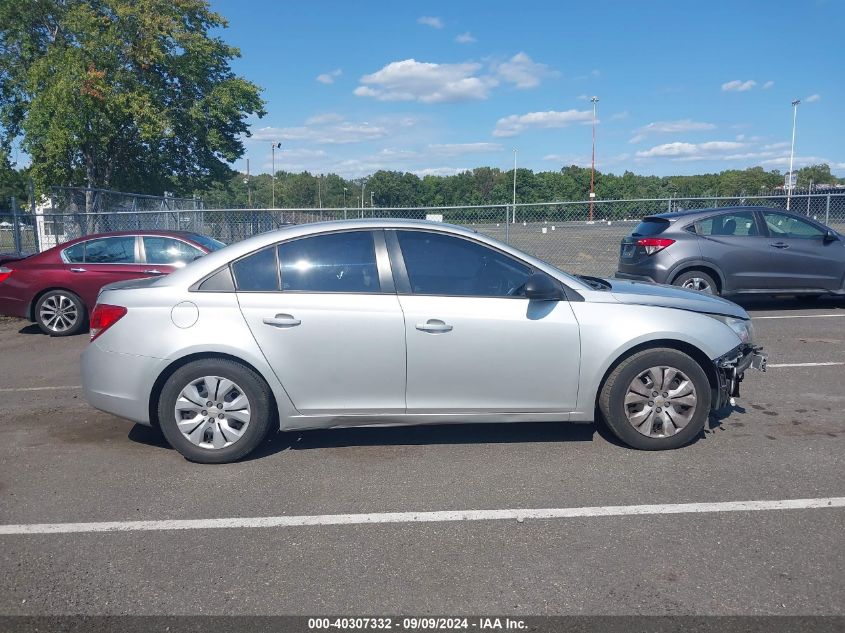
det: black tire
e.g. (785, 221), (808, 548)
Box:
(672, 270), (718, 295)
(34, 289), (87, 336)
(598, 348), (711, 450)
(157, 358), (274, 463)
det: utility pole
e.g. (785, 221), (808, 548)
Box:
(317, 173), (323, 209)
(271, 142), (281, 208)
(343, 187), (348, 219)
(512, 149), (517, 224)
(589, 96), (599, 221)
(370, 191), (374, 216)
(787, 99), (800, 211)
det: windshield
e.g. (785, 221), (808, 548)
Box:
(189, 234), (227, 251)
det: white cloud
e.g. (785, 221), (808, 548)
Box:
(251, 114), (403, 145)
(722, 79), (757, 92)
(762, 80), (775, 89)
(416, 166), (471, 177)
(629, 119), (716, 143)
(762, 141), (790, 150)
(417, 16), (444, 29)
(316, 69), (342, 84)
(493, 52), (558, 89)
(636, 141), (746, 161)
(609, 111), (630, 121)
(493, 109), (593, 137)
(805, 93), (821, 102)
(576, 94), (590, 101)
(354, 59), (496, 103)
(455, 32), (476, 44)
(427, 142), (503, 155)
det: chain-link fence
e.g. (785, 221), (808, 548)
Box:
(7, 189), (845, 277)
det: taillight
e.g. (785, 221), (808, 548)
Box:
(636, 237), (675, 255)
(89, 304), (127, 341)
(0, 267), (12, 284)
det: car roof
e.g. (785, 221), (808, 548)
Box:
(61, 229), (202, 244)
(644, 205), (787, 222)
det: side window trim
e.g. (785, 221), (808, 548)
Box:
(372, 229), (396, 294)
(384, 229), (412, 294)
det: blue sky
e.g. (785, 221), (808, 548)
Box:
(216, 0), (843, 179)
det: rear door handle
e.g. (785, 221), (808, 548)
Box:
(416, 319), (453, 334)
(770, 242), (789, 249)
(263, 314), (301, 328)
(143, 269), (165, 275)
(70, 267), (86, 273)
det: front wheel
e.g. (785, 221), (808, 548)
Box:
(34, 290), (87, 336)
(672, 270), (718, 295)
(599, 348), (711, 450)
(157, 359), (274, 463)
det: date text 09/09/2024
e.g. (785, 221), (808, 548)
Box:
(307, 617), (528, 630)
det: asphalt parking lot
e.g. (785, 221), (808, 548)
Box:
(0, 297), (843, 616)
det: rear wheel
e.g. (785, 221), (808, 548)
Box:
(673, 270), (718, 295)
(599, 348), (711, 450)
(34, 290), (87, 336)
(157, 359), (273, 463)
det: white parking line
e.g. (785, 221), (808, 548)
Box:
(768, 362), (845, 368)
(1, 497), (843, 536)
(0, 385), (82, 393)
(753, 314), (845, 320)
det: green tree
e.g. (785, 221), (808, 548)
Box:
(0, 0), (264, 205)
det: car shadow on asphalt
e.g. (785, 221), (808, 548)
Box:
(733, 295), (844, 312)
(127, 420), (626, 462)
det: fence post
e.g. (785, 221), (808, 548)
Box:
(11, 196), (22, 254)
(667, 196), (672, 212)
(504, 206), (510, 244)
(825, 193), (831, 226)
(28, 178), (40, 252)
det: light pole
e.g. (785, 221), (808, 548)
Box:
(787, 99), (800, 211)
(361, 180), (367, 219)
(370, 191), (374, 217)
(589, 96), (599, 221)
(270, 142), (281, 208)
(343, 187), (348, 219)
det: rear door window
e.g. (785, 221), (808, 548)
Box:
(82, 236), (137, 263)
(232, 247), (278, 291)
(695, 211), (759, 237)
(62, 243), (85, 263)
(278, 231), (379, 293)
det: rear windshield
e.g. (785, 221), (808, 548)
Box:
(188, 234), (226, 251)
(632, 218), (670, 236)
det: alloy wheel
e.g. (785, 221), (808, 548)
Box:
(624, 366), (698, 438)
(681, 277), (713, 293)
(174, 376), (252, 449)
(39, 294), (79, 333)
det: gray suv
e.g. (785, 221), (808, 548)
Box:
(616, 206), (845, 296)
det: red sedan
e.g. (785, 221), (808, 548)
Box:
(0, 230), (225, 336)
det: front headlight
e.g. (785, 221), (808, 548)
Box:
(709, 314), (754, 344)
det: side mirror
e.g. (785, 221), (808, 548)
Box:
(523, 273), (564, 301)
(823, 230), (839, 244)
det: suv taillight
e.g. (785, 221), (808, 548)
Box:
(89, 304), (127, 341)
(636, 237), (675, 255)
(0, 267), (12, 284)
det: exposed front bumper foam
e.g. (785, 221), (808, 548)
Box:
(713, 344), (767, 410)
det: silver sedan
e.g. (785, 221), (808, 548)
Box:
(81, 219), (767, 463)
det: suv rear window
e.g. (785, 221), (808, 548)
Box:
(632, 218), (670, 237)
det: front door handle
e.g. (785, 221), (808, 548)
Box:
(770, 242), (789, 249)
(416, 319), (453, 334)
(70, 267), (86, 273)
(143, 269), (165, 275)
(263, 314), (301, 328)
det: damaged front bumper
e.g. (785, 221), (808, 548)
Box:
(713, 344), (767, 410)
